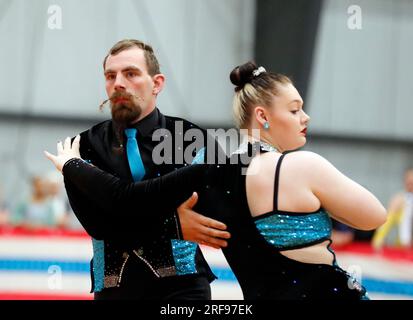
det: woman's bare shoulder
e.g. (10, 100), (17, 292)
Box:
(279, 151), (333, 172)
(250, 150), (329, 170)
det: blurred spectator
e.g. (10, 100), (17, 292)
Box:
(372, 168), (413, 249)
(58, 198), (85, 231)
(44, 171), (69, 228)
(12, 176), (58, 229)
(0, 184), (10, 228)
(44, 171), (84, 231)
(62, 205), (85, 231)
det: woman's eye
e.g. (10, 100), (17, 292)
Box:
(291, 110), (299, 114)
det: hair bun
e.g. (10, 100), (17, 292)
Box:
(230, 61), (258, 91)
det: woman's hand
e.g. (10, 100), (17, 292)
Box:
(44, 135), (81, 172)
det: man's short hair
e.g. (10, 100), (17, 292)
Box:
(103, 39), (161, 76)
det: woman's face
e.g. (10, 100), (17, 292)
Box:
(265, 83), (310, 152)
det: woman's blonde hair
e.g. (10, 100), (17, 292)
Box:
(230, 61), (292, 128)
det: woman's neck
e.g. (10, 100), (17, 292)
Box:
(247, 135), (282, 153)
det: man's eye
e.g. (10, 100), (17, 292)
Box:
(291, 110), (299, 114)
(106, 75), (115, 80)
(127, 72), (136, 77)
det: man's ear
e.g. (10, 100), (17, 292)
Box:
(152, 74), (166, 96)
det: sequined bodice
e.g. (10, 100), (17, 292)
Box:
(254, 209), (332, 250)
(236, 140), (333, 250)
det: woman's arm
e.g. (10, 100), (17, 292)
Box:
(62, 158), (207, 224)
(45, 136), (209, 237)
(306, 152), (387, 230)
(45, 137), (231, 246)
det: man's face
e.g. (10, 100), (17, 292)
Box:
(104, 47), (160, 126)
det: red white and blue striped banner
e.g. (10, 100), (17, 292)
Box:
(0, 228), (412, 300)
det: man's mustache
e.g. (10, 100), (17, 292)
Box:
(99, 92), (144, 110)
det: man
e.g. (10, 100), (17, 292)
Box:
(64, 39), (230, 299)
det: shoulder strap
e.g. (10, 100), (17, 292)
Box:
(273, 153), (287, 212)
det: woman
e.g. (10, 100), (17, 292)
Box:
(46, 61), (386, 299)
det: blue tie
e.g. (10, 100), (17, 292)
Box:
(125, 128), (146, 182)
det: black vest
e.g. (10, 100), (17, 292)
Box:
(65, 111), (219, 294)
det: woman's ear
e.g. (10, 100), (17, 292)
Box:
(254, 106), (268, 126)
(152, 74), (166, 96)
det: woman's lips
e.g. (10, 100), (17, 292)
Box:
(301, 128), (307, 135)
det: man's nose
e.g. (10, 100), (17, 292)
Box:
(114, 74), (126, 91)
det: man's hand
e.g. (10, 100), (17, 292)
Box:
(177, 192), (231, 249)
(44, 135), (81, 172)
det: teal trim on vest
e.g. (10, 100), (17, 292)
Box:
(171, 240), (198, 275)
(91, 238), (105, 292)
(192, 147), (206, 165)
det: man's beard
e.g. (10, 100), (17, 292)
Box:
(99, 91), (144, 148)
(110, 92), (142, 126)
(111, 102), (141, 126)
